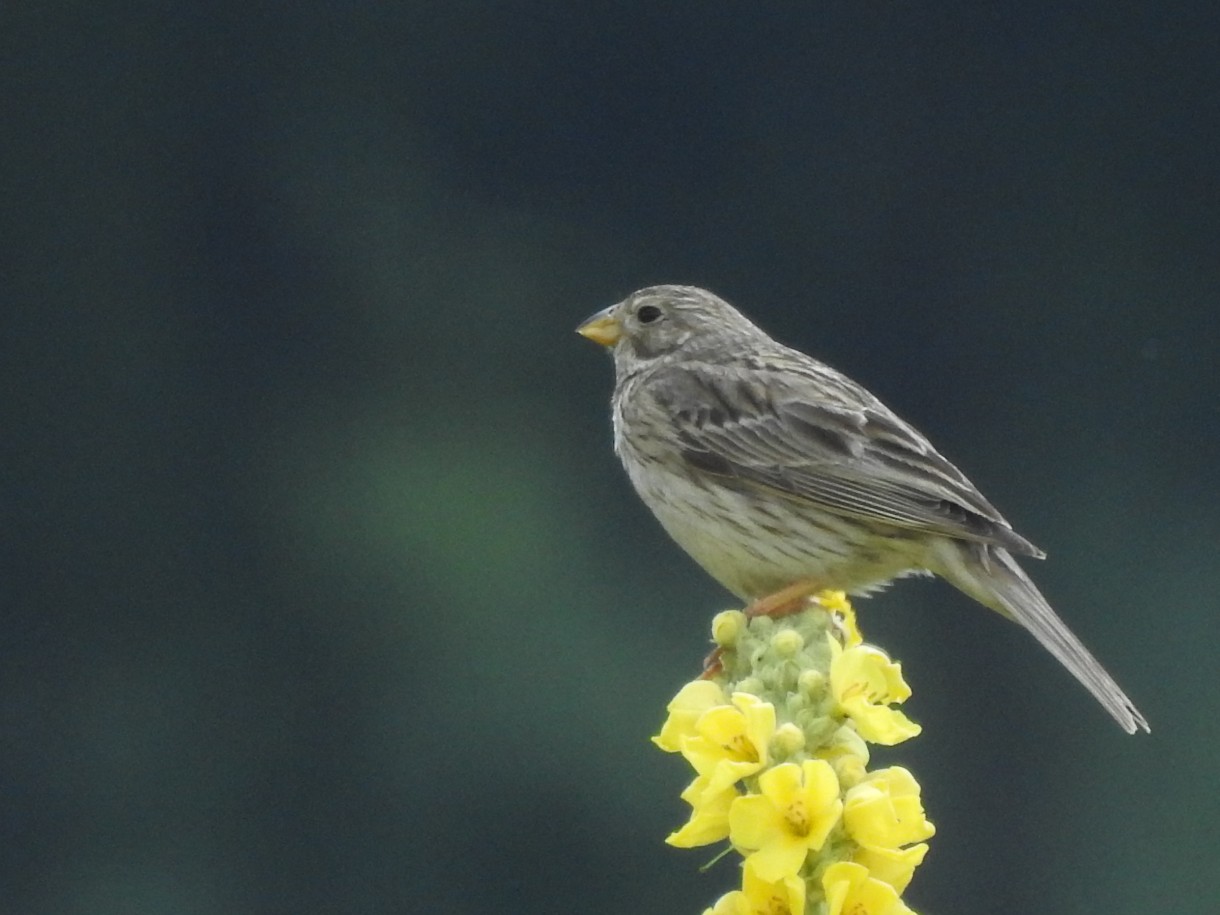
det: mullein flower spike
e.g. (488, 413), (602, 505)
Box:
(654, 593), (933, 915)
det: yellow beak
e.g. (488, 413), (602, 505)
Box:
(576, 307), (622, 347)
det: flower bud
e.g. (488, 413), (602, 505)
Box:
(772, 722), (806, 757)
(735, 676), (765, 697)
(771, 628), (805, 658)
(798, 668), (827, 698)
(711, 610), (747, 647)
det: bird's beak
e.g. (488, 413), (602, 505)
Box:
(576, 306), (622, 347)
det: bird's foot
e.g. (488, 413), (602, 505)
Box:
(700, 646), (724, 679)
(744, 580), (823, 619)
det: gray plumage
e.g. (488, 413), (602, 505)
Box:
(579, 284), (1148, 734)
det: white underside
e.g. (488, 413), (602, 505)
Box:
(621, 451), (928, 600)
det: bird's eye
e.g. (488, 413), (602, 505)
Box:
(637, 304), (663, 324)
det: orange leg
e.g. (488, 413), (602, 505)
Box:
(743, 579), (823, 619)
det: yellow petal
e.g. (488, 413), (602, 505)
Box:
(853, 843), (929, 894)
(793, 760), (843, 852)
(653, 680), (728, 753)
(829, 638), (922, 745)
(734, 692), (777, 764)
(667, 775), (736, 847)
(817, 590), (862, 647)
(831, 643), (912, 705)
(743, 834), (811, 884)
(742, 859), (806, 915)
(847, 704), (922, 745)
(756, 760), (806, 805)
(727, 793), (785, 851)
(702, 891), (749, 915)
(681, 695), (775, 787)
(731, 761), (844, 883)
(844, 767), (935, 850)
(822, 861), (915, 915)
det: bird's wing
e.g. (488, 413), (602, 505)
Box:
(648, 361), (1044, 558)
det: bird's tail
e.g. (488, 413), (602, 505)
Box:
(933, 540), (1150, 734)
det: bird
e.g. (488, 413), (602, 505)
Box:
(577, 284), (1149, 734)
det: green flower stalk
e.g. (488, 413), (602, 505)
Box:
(653, 592), (933, 915)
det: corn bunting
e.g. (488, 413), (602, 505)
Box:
(578, 285), (1148, 734)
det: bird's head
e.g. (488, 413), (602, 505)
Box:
(577, 285), (762, 373)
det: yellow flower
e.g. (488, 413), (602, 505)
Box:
(729, 760), (842, 882)
(659, 602), (934, 913)
(699, 862), (806, 915)
(843, 767), (935, 852)
(742, 859), (806, 915)
(828, 638), (921, 745)
(703, 892), (746, 915)
(653, 680), (728, 753)
(817, 590), (862, 647)
(682, 693), (777, 795)
(852, 844), (929, 895)
(821, 861), (916, 915)
(667, 774), (737, 848)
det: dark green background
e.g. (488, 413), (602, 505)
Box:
(5, 4), (1217, 914)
